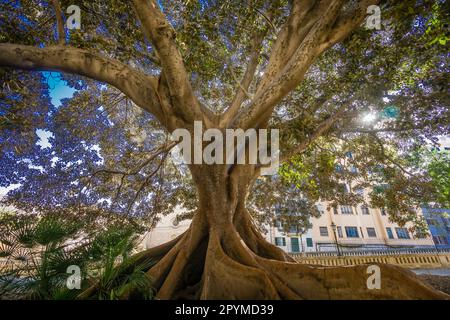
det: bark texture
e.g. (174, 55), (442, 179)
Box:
(84, 166), (448, 300)
(2, 0), (448, 300)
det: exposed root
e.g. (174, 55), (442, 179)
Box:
(148, 214), (208, 299)
(247, 223), (295, 262)
(164, 227), (448, 300)
(234, 207), (294, 262)
(199, 233), (280, 299)
(255, 257), (449, 300)
(77, 210), (449, 300)
(221, 226), (304, 299)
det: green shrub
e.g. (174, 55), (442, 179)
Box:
(0, 209), (154, 300)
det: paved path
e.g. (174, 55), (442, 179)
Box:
(411, 268), (450, 276)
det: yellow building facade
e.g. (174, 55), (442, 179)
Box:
(267, 202), (434, 253)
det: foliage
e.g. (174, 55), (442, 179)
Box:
(0, 209), (153, 300)
(427, 150), (450, 208)
(406, 145), (450, 208)
(0, 0), (448, 243)
(249, 175), (321, 235)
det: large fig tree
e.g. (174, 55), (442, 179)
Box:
(1, 0), (448, 299)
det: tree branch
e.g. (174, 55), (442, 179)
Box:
(235, 0), (380, 130)
(235, 0), (347, 129)
(339, 125), (427, 134)
(78, 141), (177, 209)
(252, 105), (350, 180)
(220, 28), (267, 127)
(126, 152), (169, 215)
(0, 43), (165, 123)
(50, 0), (65, 45)
(131, 0), (207, 127)
(371, 134), (415, 177)
(89, 141), (177, 179)
(255, 0), (319, 96)
(317, 0), (380, 52)
(280, 106), (349, 164)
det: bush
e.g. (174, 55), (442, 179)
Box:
(0, 208), (154, 300)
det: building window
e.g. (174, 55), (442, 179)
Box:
(337, 226), (343, 238)
(367, 227), (377, 237)
(333, 207), (338, 215)
(306, 238), (313, 247)
(289, 225), (298, 233)
(395, 228), (410, 239)
(290, 237), (300, 252)
(386, 227), (394, 239)
(275, 237), (286, 246)
(319, 227), (329, 236)
(361, 206), (370, 215)
(341, 206), (353, 214)
(345, 227), (359, 238)
(275, 219), (282, 231)
(433, 236), (449, 245)
(380, 208), (387, 216)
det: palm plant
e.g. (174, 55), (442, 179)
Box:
(80, 225), (155, 300)
(0, 210), (154, 300)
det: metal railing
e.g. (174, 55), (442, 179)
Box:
(291, 247), (450, 258)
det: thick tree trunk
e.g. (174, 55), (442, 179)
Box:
(3, 0), (443, 301)
(107, 165), (447, 300)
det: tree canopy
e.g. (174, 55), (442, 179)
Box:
(1, 0), (448, 229)
(0, 0), (449, 300)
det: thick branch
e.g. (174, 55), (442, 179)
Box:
(236, 0), (346, 129)
(235, 0), (380, 130)
(281, 106), (352, 163)
(317, 0), (380, 52)
(255, 0), (319, 96)
(0, 43), (165, 123)
(131, 0), (207, 127)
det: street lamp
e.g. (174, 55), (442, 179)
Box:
(330, 222), (341, 256)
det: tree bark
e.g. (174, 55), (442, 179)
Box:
(2, 0), (447, 301)
(82, 164), (448, 300)
(0, 43), (166, 123)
